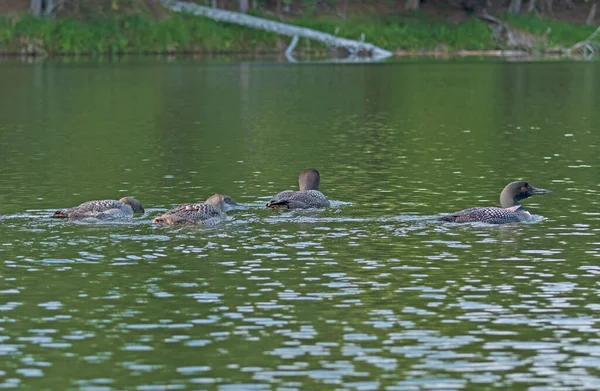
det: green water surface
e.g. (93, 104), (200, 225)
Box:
(0, 58), (599, 390)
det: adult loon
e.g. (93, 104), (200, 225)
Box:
(266, 169), (330, 209)
(152, 194), (245, 225)
(438, 181), (551, 224)
(51, 197), (144, 220)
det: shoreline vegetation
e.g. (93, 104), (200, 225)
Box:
(0, 0), (598, 59)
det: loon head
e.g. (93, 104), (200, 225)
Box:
(119, 197), (145, 214)
(152, 215), (181, 225)
(152, 216), (167, 224)
(299, 169), (321, 191)
(205, 194), (245, 212)
(51, 210), (68, 218)
(499, 181), (551, 208)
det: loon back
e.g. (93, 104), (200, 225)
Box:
(153, 203), (226, 225)
(51, 198), (143, 220)
(438, 205), (529, 224)
(266, 190), (330, 209)
(153, 194), (244, 225)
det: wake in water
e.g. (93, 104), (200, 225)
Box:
(0, 198), (548, 233)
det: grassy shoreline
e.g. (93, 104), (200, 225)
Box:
(0, 11), (595, 57)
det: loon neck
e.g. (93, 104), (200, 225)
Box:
(500, 198), (520, 208)
(500, 187), (521, 208)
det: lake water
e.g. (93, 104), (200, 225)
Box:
(0, 58), (599, 390)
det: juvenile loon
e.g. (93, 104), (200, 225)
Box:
(266, 168), (330, 209)
(51, 197), (144, 220)
(152, 194), (245, 225)
(438, 181), (551, 224)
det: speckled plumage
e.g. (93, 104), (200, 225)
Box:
(52, 197), (144, 220)
(438, 181), (551, 225)
(152, 194), (244, 226)
(154, 203), (226, 226)
(438, 205), (531, 224)
(266, 169), (330, 209)
(267, 189), (330, 209)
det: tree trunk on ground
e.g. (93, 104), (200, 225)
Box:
(587, 2), (597, 25)
(509, 0), (522, 15)
(211, 0), (217, 8)
(30, 0), (43, 17)
(405, 0), (420, 11)
(239, 0), (248, 12)
(527, 0), (536, 12)
(251, 0), (258, 9)
(161, 1), (393, 59)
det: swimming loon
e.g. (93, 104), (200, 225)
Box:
(152, 194), (245, 225)
(51, 197), (144, 220)
(438, 181), (551, 224)
(266, 168), (330, 209)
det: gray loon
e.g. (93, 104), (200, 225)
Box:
(152, 194), (245, 225)
(266, 168), (330, 209)
(438, 181), (551, 224)
(51, 197), (144, 220)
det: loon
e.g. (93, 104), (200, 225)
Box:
(51, 197), (144, 220)
(438, 181), (551, 224)
(266, 168), (330, 209)
(152, 194), (245, 225)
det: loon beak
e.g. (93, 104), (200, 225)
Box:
(530, 186), (552, 195)
(224, 201), (246, 211)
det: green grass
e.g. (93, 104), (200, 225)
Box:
(0, 13), (285, 55)
(280, 14), (496, 50)
(0, 10), (595, 56)
(504, 13), (596, 47)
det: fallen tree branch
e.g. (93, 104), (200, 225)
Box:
(159, 0), (393, 60)
(285, 35), (299, 62)
(478, 11), (548, 51)
(572, 26), (600, 58)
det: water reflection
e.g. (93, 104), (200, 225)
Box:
(0, 59), (599, 389)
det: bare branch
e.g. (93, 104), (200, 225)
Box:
(572, 26), (600, 58)
(285, 35), (299, 62)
